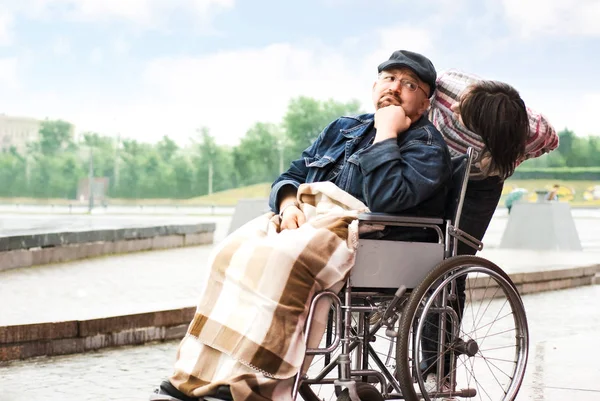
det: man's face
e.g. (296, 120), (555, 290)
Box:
(372, 67), (431, 121)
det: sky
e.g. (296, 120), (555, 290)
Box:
(0, 0), (598, 146)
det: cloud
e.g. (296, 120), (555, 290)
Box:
(552, 93), (600, 136)
(89, 47), (103, 64)
(138, 43), (370, 145)
(575, 93), (600, 135)
(0, 57), (18, 89)
(363, 27), (435, 75)
(112, 38), (131, 55)
(127, 26), (440, 146)
(502, 0), (600, 37)
(519, 86), (600, 136)
(17, 0), (235, 28)
(52, 36), (70, 55)
(0, 43), (362, 146)
(49, 26), (438, 147)
(0, 9), (14, 45)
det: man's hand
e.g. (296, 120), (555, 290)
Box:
(280, 205), (306, 230)
(374, 105), (411, 143)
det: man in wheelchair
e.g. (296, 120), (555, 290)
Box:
(152, 49), (557, 401)
(152, 49), (452, 401)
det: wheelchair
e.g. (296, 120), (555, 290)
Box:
(293, 148), (529, 401)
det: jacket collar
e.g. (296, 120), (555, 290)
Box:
(340, 114), (374, 139)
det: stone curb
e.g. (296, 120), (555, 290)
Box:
(1, 263), (598, 362)
(0, 308), (195, 362)
(0, 223), (215, 252)
(0, 231), (214, 272)
(467, 264), (600, 299)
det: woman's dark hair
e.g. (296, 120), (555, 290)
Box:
(460, 81), (529, 179)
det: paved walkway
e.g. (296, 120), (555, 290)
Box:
(1, 214), (600, 326)
(1, 285), (599, 401)
(0, 213), (230, 237)
(0, 216), (232, 326)
(1, 214), (599, 326)
(0, 211), (599, 400)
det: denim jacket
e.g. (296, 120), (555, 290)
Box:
(270, 113), (452, 218)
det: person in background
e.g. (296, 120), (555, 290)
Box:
(546, 184), (560, 201)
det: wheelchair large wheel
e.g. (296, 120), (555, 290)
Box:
(397, 256), (529, 401)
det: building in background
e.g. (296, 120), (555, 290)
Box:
(0, 114), (75, 154)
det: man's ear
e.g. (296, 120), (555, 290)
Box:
(418, 97), (431, 116)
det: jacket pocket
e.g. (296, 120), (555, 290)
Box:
(305, 155), (338, 182)
(305, 155), (336, 168)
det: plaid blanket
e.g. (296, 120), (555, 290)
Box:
(170, 182), (368, 401)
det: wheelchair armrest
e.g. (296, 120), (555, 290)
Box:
(358, 212), (444, 226)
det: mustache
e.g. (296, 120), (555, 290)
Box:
(377, 91), (402, 107)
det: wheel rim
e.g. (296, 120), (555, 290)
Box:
(411, 264), (529, 401)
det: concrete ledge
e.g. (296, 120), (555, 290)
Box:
(467, 264), (600, 301)
(0, 224), (214, 252)
(2, 264), (598, 362)
(78, 308), (194, 337)
(0, 308), (195, 362)
(0, 231), (214, 272)
(0, 321), (78, 343)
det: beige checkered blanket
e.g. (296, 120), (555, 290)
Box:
(169, 182), (368, 401)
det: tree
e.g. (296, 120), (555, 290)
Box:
(283, 97), (363, 156)
(156, 136), (178, 162)
(192, 127), (235, 196)
(38, 120), (74, 155)
(556, 128), (577, 166)
(233, 122), (281, 186)
(114, 139), (147, 198)
(81, 132), (117, 184)
(171, 155), (195, 198)
(0, 151), (26, 196)
(586, 136), (600, 166)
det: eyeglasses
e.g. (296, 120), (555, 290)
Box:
(379, 73), (428, 97)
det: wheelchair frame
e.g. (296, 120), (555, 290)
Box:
(292, 148), (529, 401)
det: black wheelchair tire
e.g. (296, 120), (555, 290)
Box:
(396, 255), (529, 401)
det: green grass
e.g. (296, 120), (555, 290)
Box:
(181, 183), (271, 206)
(503, 179), (600, 206)
(0, 183), (273, 207)
(2, 180), (599, 207)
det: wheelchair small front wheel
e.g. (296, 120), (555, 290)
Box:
(396, 256), (529, 401)
(336, 382), (384, 401)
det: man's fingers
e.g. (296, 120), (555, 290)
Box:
(280, 208), (305, 230)
(281, 216), (299, 230)
(296, 211), (306, 226)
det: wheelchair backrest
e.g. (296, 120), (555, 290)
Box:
(445, 147), (475, 231)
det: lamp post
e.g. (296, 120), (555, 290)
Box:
(207, 147), (215, 195)
(208, 159), (213, 195)
(278, 139), (285, 174)
(88, 146), (94, 213)
(277, 132), (287, 174)
(113, 133), (121, 190)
